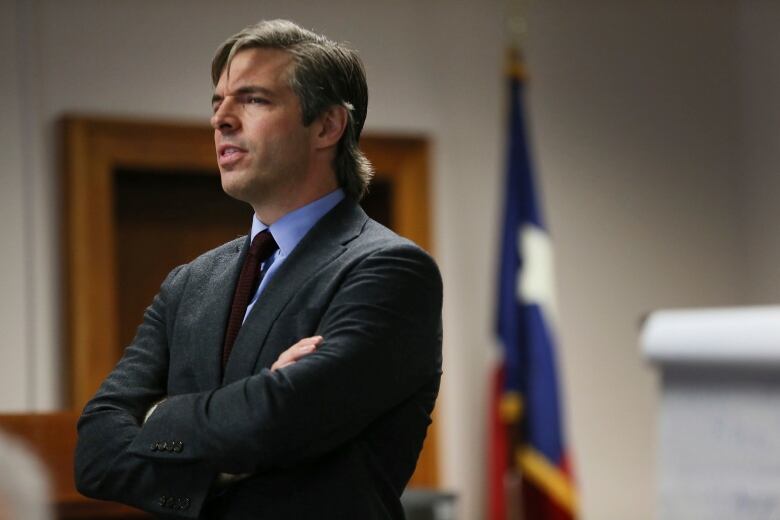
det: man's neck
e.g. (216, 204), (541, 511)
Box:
(253, 177), (339, 224)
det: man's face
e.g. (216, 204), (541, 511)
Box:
(211, 48), (314, 209)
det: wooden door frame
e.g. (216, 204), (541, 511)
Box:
(61, 115), (437, 486)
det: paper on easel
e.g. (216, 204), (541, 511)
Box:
(641, 306), (780, 365)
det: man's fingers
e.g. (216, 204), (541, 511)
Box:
(294, 336), (323, 348)
(271, 336), (323, 371)
(271, 338), (320, 371)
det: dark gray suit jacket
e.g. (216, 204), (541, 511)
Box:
(74, 199), (442, 519)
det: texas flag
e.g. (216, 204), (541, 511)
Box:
(488, 52), (578, 520)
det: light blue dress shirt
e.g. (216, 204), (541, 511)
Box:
(242, 188), (345, 322)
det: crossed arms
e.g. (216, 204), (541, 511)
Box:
(74, 243), (442, 518)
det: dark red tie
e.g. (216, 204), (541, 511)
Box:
(222, 230), (278, 369)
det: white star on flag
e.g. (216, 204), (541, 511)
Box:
(516, 223), (559, 329)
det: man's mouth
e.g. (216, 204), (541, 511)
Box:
(217, 145), (248, 167)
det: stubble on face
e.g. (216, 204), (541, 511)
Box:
(212, 48), (314, 216)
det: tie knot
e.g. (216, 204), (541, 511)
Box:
(249, 229), (278, 261)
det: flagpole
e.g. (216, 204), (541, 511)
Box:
(504, 4), (529, 519)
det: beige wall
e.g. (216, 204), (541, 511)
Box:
(738, 0), (780, 304)
(0, 0), (31, 410)
(1, 1), (775, 519)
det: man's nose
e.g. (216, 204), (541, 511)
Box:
(210, 100), (240, 132)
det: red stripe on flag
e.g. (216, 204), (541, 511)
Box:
(488, 365), (508, 520)
(522, 478), (574, 520)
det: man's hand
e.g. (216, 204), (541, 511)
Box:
(271, 336), (322, 371)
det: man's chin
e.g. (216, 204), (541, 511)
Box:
(220, 177), (252, 204)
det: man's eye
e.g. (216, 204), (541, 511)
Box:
(235, 94), (269, 106)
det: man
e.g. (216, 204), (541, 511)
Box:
(74, 19), (442, 519)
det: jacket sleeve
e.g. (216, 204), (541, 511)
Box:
(74, 265), (215, 519)
(125, 243), (443, 475)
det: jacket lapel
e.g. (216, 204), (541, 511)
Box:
(192, 238), (247, 391)
(222, 199), (367, 383)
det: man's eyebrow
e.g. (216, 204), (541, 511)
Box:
(235, 85), (275, 96)
(211, 85), (276, 104)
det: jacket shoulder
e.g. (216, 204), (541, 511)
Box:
(158, 236), (245, 292)
(358, 218), (435, 259)
(193, 235), (246, 262)
(178, 235), (245, 270)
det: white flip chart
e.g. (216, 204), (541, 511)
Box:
(641, 306), (780, 520)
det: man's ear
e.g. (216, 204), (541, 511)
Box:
(314, 105), (348, 150)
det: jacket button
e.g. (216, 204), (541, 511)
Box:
(158, 495), (167, 507)
(160, 441), (168, 451)
(165, 496), (175, 508)
(173, 441), (183, 453)
(180, 497), (191, 510)
(150, 443), (158, 452)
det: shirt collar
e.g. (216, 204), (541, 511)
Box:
(250, 188), (345, 258)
